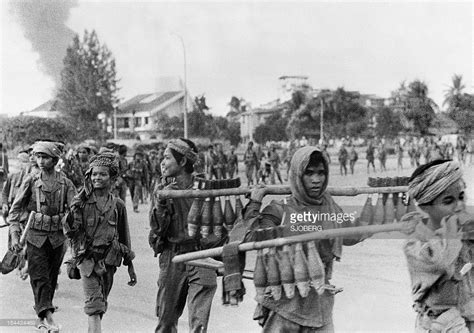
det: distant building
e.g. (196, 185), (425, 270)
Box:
(278, 75), (310, 102)
(21, 100), (61, 118)
(240, 99), (289, 143)
(113, 90), (194, 140)
(358, 94), (387, 108)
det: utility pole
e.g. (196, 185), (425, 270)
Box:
(320, 98), (324, 144)
(171, 32), (188, 139)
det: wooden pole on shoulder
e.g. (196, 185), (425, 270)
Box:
(172, 222), (406, 263)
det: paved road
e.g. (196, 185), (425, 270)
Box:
(0, 154), (473, 332)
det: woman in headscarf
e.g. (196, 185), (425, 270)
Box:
(402, 159), (474, 332)
(239, 146), (364, 332)
(64, 152), (136, 333)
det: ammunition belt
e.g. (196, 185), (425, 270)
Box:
(170, 241), (200, 254)
(31, 212), (65, 232)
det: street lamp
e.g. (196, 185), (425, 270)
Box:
(171, 32), (188, 139)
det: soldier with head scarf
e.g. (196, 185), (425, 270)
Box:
(149, 138), (219, 333)
(66, 144), (92, 189)
(227, 146), (239, 179)
(64, 152), (136, 333)
(8, 141), (77, 332)
(236, 146), (365, 332)
(401, 160), (474, 332)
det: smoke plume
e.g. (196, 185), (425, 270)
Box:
(10, 0), (78, 88)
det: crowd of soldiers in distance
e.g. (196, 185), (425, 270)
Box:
(336, 135), (472, 176)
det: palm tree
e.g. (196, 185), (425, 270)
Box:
(404, 80), (437, 135)
(443, 74), (465, 110)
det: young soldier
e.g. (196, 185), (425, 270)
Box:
(348, 145), (358, 175)
(227, 146), (239, 179)
(205, 145), (218, 180)
(243, 141), (258, 186)
(366, 141), (376, 174)
(236, 146), (365, 332)
(2, 151), (31, 219)
(268, 146), (283, 184)
(127, 151), (148, 213)
(395, 142), (404, 171)
(112, 144), (129, 203)
(8, 141), (77, 332)
(338, 143), (348, 176)
(149, 138), (218, 333)
(402, 160), (474, 331)
(378, 143), (387, 172)
(215, 143), (228, 179)
(66, 144), (91, 189)
(64, 152), (136, 333)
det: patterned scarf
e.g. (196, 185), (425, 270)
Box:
(408, 161), (463, 205)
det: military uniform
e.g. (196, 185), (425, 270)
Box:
(205, 148), (219, 180)
(66, 193), (133, 316)
(149, 179), (217, 333)
(66, 158), (90, 189)
(113, 154), (129, 203)
(227, 151), (238, 179)
(8, 170), (76, 319)
(128, 158), (148, 211)
(244, 147), (258, 186)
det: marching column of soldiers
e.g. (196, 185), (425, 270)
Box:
(0, 137), (473, 333)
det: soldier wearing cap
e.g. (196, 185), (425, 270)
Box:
(8, 141), (76, 331)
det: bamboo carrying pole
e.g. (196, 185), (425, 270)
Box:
(157, 185), (409, 199)
(172, 222), (406, 263)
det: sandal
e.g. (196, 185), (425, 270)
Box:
(35, 322), (49, 332)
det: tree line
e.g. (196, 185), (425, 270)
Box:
(252, 76), (473, 144)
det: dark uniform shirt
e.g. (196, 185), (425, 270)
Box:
(69, 193), (132, 263)
(8, 171), (76, 249)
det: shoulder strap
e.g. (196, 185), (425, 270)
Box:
(59, 183), (66, 214)
(89, 195), (118, 239)
(35, 186), (41, 212)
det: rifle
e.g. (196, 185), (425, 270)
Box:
(19, 211), (35, 247)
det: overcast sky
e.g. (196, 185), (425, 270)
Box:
(1, 0), (473, 117)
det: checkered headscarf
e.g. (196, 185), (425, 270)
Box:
(89, 152), (119, 177)
(167, 139), (197, 164)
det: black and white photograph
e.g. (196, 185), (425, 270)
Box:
(1, 0), (473, 332)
